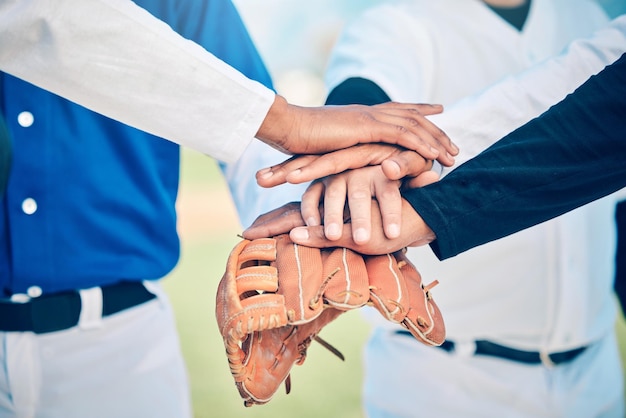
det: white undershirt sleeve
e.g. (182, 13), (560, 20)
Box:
(0, 0), (275, 162)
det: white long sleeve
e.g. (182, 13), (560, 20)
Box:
(0, 0), (275, 162)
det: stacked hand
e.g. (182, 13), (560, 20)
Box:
(244, 142), (441, 253)
(219, 101), (453, 407)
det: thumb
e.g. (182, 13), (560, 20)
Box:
(290, 225), (356, 250)
(404, 171), (440, 188)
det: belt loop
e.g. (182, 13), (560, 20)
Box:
(539, 350), (556, 368)
(78, 287), (104, 330)
(142, 280), (164, 308)
(452, 341), (476, 358)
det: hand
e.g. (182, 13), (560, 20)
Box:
(252, 156), (439, 245)
(242, 200), (436, 255)
(256, 143), (437, 188)
(300, 166), (404, 244)
(302, 166), (440, 245)
(256, 95), (458, 163)
(293, 199), (436, 254)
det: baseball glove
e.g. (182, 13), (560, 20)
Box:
(215, 234), (444, 407)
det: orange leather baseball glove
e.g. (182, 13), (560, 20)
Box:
(215, 234), (445, 407)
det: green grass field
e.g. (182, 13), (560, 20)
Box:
(166, 149), (626, 418)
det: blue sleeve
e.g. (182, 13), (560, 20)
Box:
(614, 200), (626, 314)
(403, 53), (626, 260)
(0, 109), (9, 196)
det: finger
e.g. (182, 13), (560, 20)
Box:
(289, 224), (397, 255)
(255, 155), (318, 188)
(285, 146), (372, 184)
(301, 181), (325, 227)
(285, 144), (398, 184)
(271, 144), (436, 186)
(290, 199), (436, 254)
(390, 115), (455, 167)
(290, 225), (355, 249)
(374, 102), (459, 160)
(374, 178), (403, 239)
(346, 174), (374, 245)
(242, 202), (305, 240)
(411, 103), (444, 116)
(361, 114), (439, 161)
(375, 102), (443, 116)
(406, 108), (459, 158)
(380, 151), (431, 180)
(246, 202), (301, 226)
(322, 177), (348, 241)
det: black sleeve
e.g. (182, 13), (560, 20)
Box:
(325, 77), (391, 106)
(403, 53), (626, 260)
(614, 200), (626, 315)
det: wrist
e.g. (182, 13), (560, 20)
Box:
(256, 94), (292, 153)
(403, 199), (436, 247)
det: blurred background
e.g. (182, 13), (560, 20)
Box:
(167, 1), (626, 416)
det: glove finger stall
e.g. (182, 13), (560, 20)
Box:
(396, 251), (446, 346)
(322, 247), (369, 310)
(365, 253), (410, 323)
(273, 234), (325, 323)
(236, 265), (278, 294)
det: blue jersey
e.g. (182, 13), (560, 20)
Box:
(0, 0), (273, 295)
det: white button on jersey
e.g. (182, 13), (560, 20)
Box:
(17, 111), (34, 128)
(27, 286), (43, 298)
(22, 198), (38, 215)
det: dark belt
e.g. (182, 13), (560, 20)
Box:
(0, 281), (156, 334)
(396, 330), (587, 366)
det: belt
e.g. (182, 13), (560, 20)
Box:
(395, 330), (587, 366)
(0, 281), (156, 334)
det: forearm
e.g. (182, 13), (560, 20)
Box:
(404, 53), (626, 259)
(0, 0), (274, 162)
(431, 15), (626, 175)
(220, 141), (310, 228)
